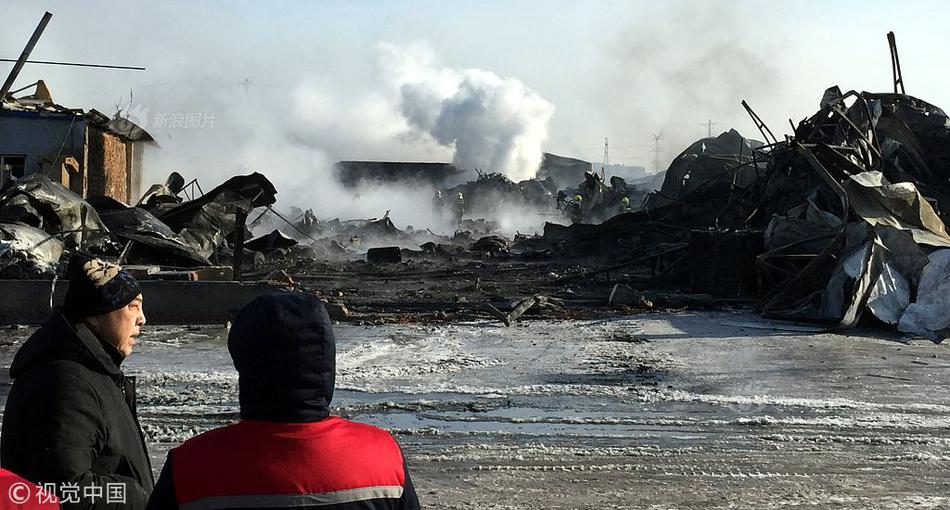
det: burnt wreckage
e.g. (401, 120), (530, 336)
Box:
(2, 28), (949, 341)
(0, 171), (276, 276)
(540, 79), (950, 342)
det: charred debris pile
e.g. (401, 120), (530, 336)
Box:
(543, 86), (950, 342)
(0, 171), (277, 278)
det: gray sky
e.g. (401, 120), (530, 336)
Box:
(3, 0), (950, 212)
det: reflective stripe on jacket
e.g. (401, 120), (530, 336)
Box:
(160, 417), (417, 510)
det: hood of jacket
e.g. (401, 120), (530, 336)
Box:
(228, 292), (336, 422)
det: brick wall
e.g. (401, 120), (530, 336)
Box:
(85, 127), (129, 202)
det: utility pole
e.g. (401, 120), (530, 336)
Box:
(701, 119), (717, 138)
(651, 133), (663, 173)
(602, 137), (609, 179)
(240, 78), (253, 95)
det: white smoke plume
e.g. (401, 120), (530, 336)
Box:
(379, 42), (555, 182)
(242, 42), (560, 235)
(4, 6), (560, 235)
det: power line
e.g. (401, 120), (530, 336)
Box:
(0, 58), (145, 71)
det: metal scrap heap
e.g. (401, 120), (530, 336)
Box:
(0, 171), (277, 276)
(542, 84), (950, 342)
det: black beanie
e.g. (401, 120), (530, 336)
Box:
(62, 256), (142, 322)
(228, 292), (336, 423)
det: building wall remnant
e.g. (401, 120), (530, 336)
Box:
(0, 110), (86, 178)
(127, 141), (143, 203)
(85, 126), (128, 202)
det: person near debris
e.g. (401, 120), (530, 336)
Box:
(431, 190), (445, 219)
(619, 196), (632, 214)
(569, 194), (584, 224)
(1, 257), (153, 510)
(556, 190), (568, 210)
(145, 293), (420, 510)
(454, 191), (465, 227)
(302, 209), (318, 231)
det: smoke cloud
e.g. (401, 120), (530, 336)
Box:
(133, 41), (557, 233)
(595, 2), (785, 171)
(379, 42), (555, 182)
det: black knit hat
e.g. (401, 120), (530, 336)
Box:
(228, 292), (336, 423)
(62, 256), (142, 322)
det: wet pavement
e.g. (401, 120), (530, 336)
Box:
(1, 311), (948, 509)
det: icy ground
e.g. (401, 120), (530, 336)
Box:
(2, 311), (948, 509)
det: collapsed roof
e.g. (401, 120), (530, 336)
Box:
(1, 80), (156, 144)
(0, 172), (278, 273)
(537, 85), (950, 343)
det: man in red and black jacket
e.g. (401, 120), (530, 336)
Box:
(145, 293), (420, 510)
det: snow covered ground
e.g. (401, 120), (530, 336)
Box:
(2, 311), (948, 509)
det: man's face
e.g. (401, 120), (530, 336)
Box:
(86, 295), (146, 358)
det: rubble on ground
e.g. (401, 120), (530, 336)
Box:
(0, 173), (111, 252)
(528, 86), (950, 342)
(436, 172), (557, 220)
(0, 171), (278, 276)
(0, 222), (63, 278)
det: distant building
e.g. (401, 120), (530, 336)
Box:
(0, 80), (155, 204)
(536, 153), (593, 189)
(333, 160), (462, 189)
(598, 163), (650, 183)
(335, 153), (594, 190)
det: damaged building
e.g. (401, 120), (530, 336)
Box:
(535, 153), (593, 189)
(532, 78), (950, 343)
(334, 160), (462, 189)
(334, 152), (593, 190)
(0, 80), (153, 204)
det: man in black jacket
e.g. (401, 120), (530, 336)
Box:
(146, 292), (420, 510)
(2, 257), (153, 510)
